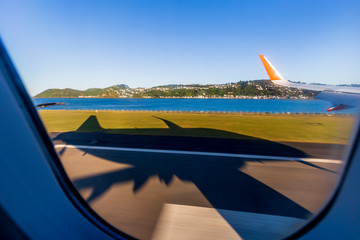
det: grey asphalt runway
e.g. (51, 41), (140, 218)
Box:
(55, 141), (343, 240)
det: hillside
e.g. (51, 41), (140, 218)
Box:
(34, 80), (316, 99)
(35, 84), (130, 98)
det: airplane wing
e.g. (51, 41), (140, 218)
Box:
(259, 55), (360, 111)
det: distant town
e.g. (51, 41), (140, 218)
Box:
(35, 80), (318, 99)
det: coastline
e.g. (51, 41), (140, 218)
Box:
(32, 98), (357, 114)
(33, 96), (313, 100)
(37, 109), (352, 116)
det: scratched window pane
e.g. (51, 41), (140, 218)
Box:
(2, 0), (359, 239)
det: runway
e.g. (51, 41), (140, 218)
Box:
(54, 137), (344, 240)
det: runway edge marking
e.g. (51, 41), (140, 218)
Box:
(54, 144), (342, 164)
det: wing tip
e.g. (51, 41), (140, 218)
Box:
(259, 55), (283, 81)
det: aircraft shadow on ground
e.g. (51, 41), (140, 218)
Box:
(53, 115), (335, 236)
(57, 115), (309, 157)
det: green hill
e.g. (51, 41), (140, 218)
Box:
(34, 81), (316, 99)
(35, 84), (130, 98)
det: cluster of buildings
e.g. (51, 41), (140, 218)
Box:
(93, 82), (312, 99)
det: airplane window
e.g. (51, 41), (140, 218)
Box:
(1, 1), (359, 239)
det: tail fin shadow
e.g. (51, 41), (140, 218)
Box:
(77, 115), (104, 132)
(153, 116), (182, 129)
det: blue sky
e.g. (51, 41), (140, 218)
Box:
(0, 0), (359, 96)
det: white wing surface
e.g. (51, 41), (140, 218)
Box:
(259, 55), (360, 111)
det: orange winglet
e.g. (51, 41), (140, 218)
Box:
(259, 55), (283, 80)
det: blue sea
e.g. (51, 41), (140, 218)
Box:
(33, 98), (357, 114)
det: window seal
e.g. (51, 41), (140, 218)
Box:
(0, 39), (135, 240)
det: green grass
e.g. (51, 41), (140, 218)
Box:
(38, 110), (355, 144)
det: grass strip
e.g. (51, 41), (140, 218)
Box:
(38, 110), (355, 144)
